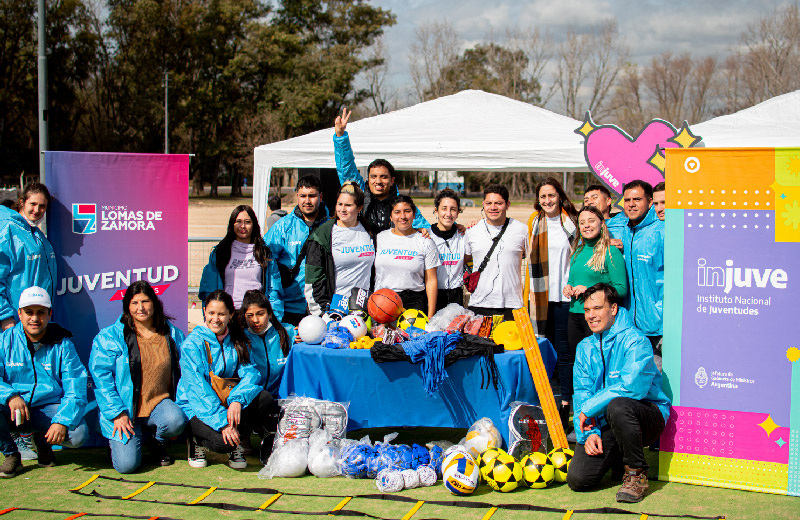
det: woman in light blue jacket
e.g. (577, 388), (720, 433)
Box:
(90, 281), (186, 473)
(0, 183), (57, 330)
(177, 290), (272, 470)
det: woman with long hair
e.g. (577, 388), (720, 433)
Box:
(430, 189), (471, 310)
(177, 290), (272, 470)
(90, 281), (187, 473)
(374, 195), (440, 317)
(305, 181), (375, 316)
(527, 177), (578, 427)
(199, 205), (283, 316)
(0, 182), (57, 331)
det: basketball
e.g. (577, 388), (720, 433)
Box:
(521, 452), (555, 488)
(483, 452), (523, 492)
(367, 288), (404, 324)
(442, 452), (479, 495)
(548, 447), (573, 482)
(396, 308), (428, 330)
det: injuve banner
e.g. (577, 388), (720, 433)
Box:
(45, 152), (190, 362)
(661, 148), (800, 496)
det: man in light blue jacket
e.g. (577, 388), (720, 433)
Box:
(0, 287), (88, 478)
(568, 283), (670, 503)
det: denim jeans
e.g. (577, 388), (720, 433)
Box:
(0, 402), (89, 455)
(108, 398), (187, 474)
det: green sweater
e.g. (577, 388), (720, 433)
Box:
(566, 237), (628, 313)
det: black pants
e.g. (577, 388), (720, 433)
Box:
(468, 306), (515, 321)
(436, 288), (463, 311)
(190, 390), (278, 454)
(545, 301), (571, 402)
(565, 312), (592, 399)
(283, 312), (307, 327)
(397, 289), (428, 314)
(567, 397), (665, 491)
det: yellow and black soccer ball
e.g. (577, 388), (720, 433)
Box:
(521, 452), (555, 488)
(483, 452), (523, 492)
(547, 447), (573, 482)
(477, 447), (502, 479)
(396, 309), (428, 330)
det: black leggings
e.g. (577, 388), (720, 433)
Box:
(397, 289), (428, 314)
(545, 301), (571, 403)
(190, 390), (278, 453)
(436, 288), (463, 311)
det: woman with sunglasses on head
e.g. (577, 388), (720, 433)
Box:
(199, 205), (283, 317)
(177, 290), (272, 470)
(430, 189), (471, 310)
(90, 281), (186, 473)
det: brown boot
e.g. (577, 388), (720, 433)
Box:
(0, 452), (23, 478)
(616, 466), (649, 503)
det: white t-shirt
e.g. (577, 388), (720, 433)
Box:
(430, 229), (467, 290)
(331, 222), (375, 296)
(547, 215), (572, 302)
(374, 230), (441, 292)
(464, 218), (529, 308)
(224, 241), (263, 308)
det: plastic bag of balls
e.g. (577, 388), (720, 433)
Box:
(306, 428), (340, 478)
(338, 436), (374, 479)
(425, 303), (474, 332)
(322, 325), (354, 349)
(464, 417), (502, 459)
(258, 438), (309, 479)
(375, 464), (438, 492)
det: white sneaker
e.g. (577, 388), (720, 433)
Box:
(188, 438), (207, 468)
(228, 444), (247, 469)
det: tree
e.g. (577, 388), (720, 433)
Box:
(359, 36), (396, 115)
(409, 19), (460, 102)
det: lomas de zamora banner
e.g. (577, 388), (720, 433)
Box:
(661, 148), (800, 496)
(45, 152), (190, 364)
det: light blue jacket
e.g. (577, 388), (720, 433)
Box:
(608, 206), (664, 336)
(0, 321), (87, 430)
(89, 317), (185, 444)
(198, 245), (284, 320)
(333, 131), (430, 230)
(264, 206), (330, 314)
(245, 324), (296, 397)
(176, 326), (261, 432)
(572, 308), (670, 444)
(0, 206), (57, 321)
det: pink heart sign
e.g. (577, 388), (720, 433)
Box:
(575, 112), (701, 196)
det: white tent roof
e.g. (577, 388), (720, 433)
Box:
(252, 90), (588, 223)
(693, 90), (800, 148)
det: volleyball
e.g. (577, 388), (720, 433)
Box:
(339, 314), (367, 340)
(548, 447), (574, 482)
(442, 452), (479, 495)
(367, 288), (404, 324)
(483, 452), (523, 492)
(297, 315), (327, 344)
(396, 308), (428, 330)
(521, 452), (555, 489)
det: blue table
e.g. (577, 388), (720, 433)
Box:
(279, 339), (555, 446)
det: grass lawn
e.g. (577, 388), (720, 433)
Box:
(2, 428), (797, 520)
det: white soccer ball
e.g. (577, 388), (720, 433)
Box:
(298, 315), (327, 344)
(338, 314), (367, 340)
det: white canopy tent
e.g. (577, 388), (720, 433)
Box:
(692, 89), (800, 148)
(252, 90), (588, 224)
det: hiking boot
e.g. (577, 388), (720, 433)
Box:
(187, 437), (207, 468)
(259, 433), (275, 465)
(13, 433), (37, 461)
(228, 444), (247, 469)
(616, 466), (649, 503)
(0, 453), (23, 478)
(33, 434), (57, 467)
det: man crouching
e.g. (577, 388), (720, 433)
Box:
(567, 283), (670, 503)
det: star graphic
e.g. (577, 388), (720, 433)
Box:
(575, 111), (597, 138)
(668, 122), (702, 148)
(647, 144), (666, 173)
(775, 437), (786, 448)
(757, 415), (781, 437)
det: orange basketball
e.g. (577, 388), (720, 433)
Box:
(367, 289), (404, 324)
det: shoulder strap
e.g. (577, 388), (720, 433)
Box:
(204, 341), (213, 366)
(476, 218), (510, 275)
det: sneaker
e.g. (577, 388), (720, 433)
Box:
(33, 434), (56, 467)
(228, 444), (247, 469)
(187, 437), (207, 468)
(0, 453), (23, 478)
(259, 433), (275, 465)
(13, 434), (37, 461)
(616, 467), (649, 503)
(146, 437), (173, 466)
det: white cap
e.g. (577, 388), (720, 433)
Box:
(18, 286), (51, 309)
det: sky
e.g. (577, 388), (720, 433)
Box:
(368, 0), (791, 107)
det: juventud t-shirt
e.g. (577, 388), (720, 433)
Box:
(464, 218), (529, 308)
(374, 230), (441, 292)
(431, 229), (467, 290)
(225, 240), (263, 308)
(331, 222), (375, 295)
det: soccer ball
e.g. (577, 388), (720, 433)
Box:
(396, 309), (428, 330)
(477, 447), (502, 480)
(442, 452), (479, 495)
(483, 452), (523, 492)
(548, 447), (574, 482)
(521, 452), (555, 488)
